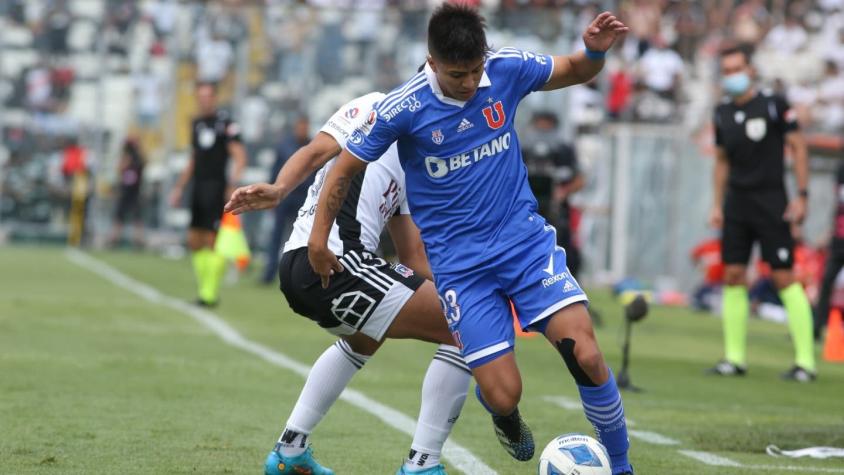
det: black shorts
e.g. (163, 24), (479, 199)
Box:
(114, 190), (141, 223)
(278, 247), (425, 340)
(190, 181), (225, 231)
(722, 188), (794, 269)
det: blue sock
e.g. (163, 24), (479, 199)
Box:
(577, 370), (632, 474)
(475, 385), (496, 415)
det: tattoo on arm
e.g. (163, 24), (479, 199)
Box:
(326, 176), (351, 216)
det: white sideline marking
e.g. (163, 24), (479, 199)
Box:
(66, 250), (496, 475)
(542, 395), (582, 411)
(542, 395), (637, 426)
(543, 396), (844, 473)
(628, 430), (680, 446)
(679, 451), (844, 473)
(679, 450), (742, 467)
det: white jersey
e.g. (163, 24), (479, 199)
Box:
(283, 92), (409, 255)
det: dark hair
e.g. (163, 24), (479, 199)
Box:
(428, 3), (489, 64)
(719, 43), (754, 64)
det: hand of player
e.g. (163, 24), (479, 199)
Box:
(708, 206), (723, 229)
(168, 187), (182, 208)
(308, 243), (344, 288)
(784, 198), (807, 225)
(224, 183), (283, 215)
(583, 11), (629, 53)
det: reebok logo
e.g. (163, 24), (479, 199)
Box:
(457, 118), (474, 132)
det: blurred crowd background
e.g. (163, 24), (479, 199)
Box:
(1, 0), (843, 304)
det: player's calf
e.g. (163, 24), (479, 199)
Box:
(543, 307), (633, 475)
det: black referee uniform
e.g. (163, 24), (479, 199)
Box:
(815, 160), (844, 339)
(190, 110), (241, 231)
(714, 92), (799, 269)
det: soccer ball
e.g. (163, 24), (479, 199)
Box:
(538, 433), (612, 475)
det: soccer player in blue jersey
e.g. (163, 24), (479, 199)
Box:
(309, 4), (633, 474)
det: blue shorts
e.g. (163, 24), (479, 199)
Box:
(435, 223), (588, 368)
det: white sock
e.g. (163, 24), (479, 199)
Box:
(276, 340), (370, 457)
(404, 345), (471, 470)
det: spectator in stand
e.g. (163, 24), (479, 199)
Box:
(764, 14), (808, 55)
(669, 0), (706, 62)
(108, 139), (146, 248)
(823, 27), (844, 70)
(134, 65), (164, 129)
(731, 0), (770, 45)
(26, 62), (52, 112)
(40, 0), (72, 56)
(814, 60), (844, 133)
(621, 0), (661, 57)
(261, 116), (313, 284)
(638, 36), (684, 99)
(196, 31), (233, 84)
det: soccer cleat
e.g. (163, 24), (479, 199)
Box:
(705, 360), (746, 376)
(780, 366), (816, 383)
(264, 447), (334, 475)
(194, 298), (218, 308)
(395, 464), (448, 474)
(491, 408), (535, 461)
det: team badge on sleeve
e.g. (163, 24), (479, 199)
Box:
(391, 263), (415, 278)
(431, 129), (444, 145)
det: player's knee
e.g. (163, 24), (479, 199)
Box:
(771, 271), (794, 290)
(343, 334), (382, 356)
(723, 268), (746, 286)
(556, 337), (606, 387)
(479, 380), (522, 415)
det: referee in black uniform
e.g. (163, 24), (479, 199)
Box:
(815, 156), (844, 341)
(708, 45), (816, 382)
(170, 82), (246, 306)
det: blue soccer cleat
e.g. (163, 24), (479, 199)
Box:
(264, 446), (334, 475)
(395, 464), (448, 474)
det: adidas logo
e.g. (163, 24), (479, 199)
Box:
(457, 118), (474, 132)
(563, 281), (576, 292)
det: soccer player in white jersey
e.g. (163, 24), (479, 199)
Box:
(308, 5), (635, 475)
(226, 93), (470, 475)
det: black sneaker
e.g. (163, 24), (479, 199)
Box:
(780, 366), (816, 383)
(491, 407), (534, 461)
(705, 360), (747, 376)
(194, 298), (218, 308)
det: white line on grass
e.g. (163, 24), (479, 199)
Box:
(678, 450), (742, 467)
(678, 451), (844, 473)
(627, 430), (680, 446)
(544, 396), (844, 472)
(66, 249), (496, 475)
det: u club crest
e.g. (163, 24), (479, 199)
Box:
(431, 129), (444, 145)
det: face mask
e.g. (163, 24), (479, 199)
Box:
(722, 72), (751, 97)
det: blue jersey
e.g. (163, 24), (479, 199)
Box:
(346, 47), (554, 273)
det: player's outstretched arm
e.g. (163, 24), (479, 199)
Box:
(709, 147), (729, 229)
(225, 133), (341, 215)
(542, 11), (628, 91)
(387, 214), (433, 281)
(308, 149), (368, 287)
(784, 130), (809, 224)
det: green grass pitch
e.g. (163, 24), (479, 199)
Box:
(1, 246), (842, 474)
